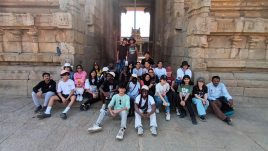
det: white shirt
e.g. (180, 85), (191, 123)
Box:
(155, 83), (170, 96)
(135, 95), (155, 113)
(176, 68), (192, 80)
(57, 79), (75, 95)
(207, 82), (232, 101)
(154, 67), (167, 79)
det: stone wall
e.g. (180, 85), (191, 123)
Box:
(0, 0), (120, 96)
(154, 0), (268, 102)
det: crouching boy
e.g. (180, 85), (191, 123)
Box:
(88, 84), (130, 140)
(135, 85), (157, 136)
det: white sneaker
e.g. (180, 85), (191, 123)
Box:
(88, 124), (102, 132)
(166, 113), (171, 121)
(156, 108), (160, 114)
(150, 126), (157, 136)
(137, 126), (143, 136)
(116, 128), (125, 140)
(176, 108), (180, 116)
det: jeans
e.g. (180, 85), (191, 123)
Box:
(32, 91), (55, 107)
(192, 98), (209, 116)
(135, 110), (157, 128)
(154, 96), (170, 113)
(95, 107), (128, 128)
(178, 96), (196, 118)
(117, 59), (125, 73)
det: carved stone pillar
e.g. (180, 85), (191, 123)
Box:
(27, 27), (39, 53)
(230, 35), (242, 58)
(0, 29), (4, 52)
(10, 30), (23, 53)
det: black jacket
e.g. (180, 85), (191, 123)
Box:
(33, 80), (57, 93)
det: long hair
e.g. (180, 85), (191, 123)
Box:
(181, 75), (194, 85)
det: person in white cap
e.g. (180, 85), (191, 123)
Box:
(37, 70), (76, 120)
(99, 72), (118, 104)
(98, 67), (109, 86)
(127, 74), (141, 116)
(135, 85), (157, 136)
(63, 62), (74, 80)
(88, 84), (130, 140)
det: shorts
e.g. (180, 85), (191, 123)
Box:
(57, 94), (70, 103)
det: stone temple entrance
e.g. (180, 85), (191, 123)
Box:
(0, 0), (268, 104)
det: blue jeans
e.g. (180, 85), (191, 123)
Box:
(117, 59), (125, 73)
(192, 98), (209, 116)
(154, 96), (170, 113)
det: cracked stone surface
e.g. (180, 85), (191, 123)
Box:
(0, 96), (268, 151)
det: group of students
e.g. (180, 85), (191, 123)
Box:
(32, 55), (235, 140)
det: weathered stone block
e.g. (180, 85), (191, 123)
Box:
(206, 59), (246, 68)
(221, 80), (237, 87)
(0, 71), (29, 80)
(234, 72), (268, 81)
(228, 87), (244, 96)
(208, 36), (231, 48)
(188, 48), (204, 58)
(0, 80), (28, 96)
(248, 49), (266, 60)
(205, 48), (230, 59)
(244, 88), (268, 98)
(209, 72), (235, 80)
(237, 80), (268, 88)
(39, 43), (57, 53)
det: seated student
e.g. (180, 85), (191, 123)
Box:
(99, 72), (118, 104)
(80, 70), (100, 111)
(92, 62), (102, 80)
(141, 51), (154, 67)
(135, 85), (157, 136)
(128, 63), (134, 75)
(142, 61), (151, 74)
(132, 62), (143, 79)
(148, 69), (159, 85)
(88, 84), (130, 140)
(154, 75), (171, 121)
(176, 61), (192, 85)
(165, 66), (180, 116)
(127, 74), (141, 116)
(37, 70), (76, 120)
(119, 66), (131, 87)
(63, 63), (74, 80)
(207, 76), (234, 125)
(32, 72), (56, 113)
(140, 73), (155, 96)
(192, 77), (209, 121)
(98, 67), (109, 86)
(154, 61), (167, 79)
(74, 65), (87, 101)
(178, 75), (197, 125)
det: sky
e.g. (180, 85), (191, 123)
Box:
(121, 11), (150, 37)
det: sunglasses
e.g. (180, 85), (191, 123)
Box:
(119, 100), (122, 105)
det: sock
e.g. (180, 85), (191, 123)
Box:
(45, 106), (52, 114)
(62, 106), (70, 113)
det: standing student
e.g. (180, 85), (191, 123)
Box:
(37, 70), (76, 120)
(32, 72), (56, 113)
(127, 37), (138, 65)
(117, 38), (128, 73)
(135, 85), (157, 136)
(178, 75), (197, 125)
(192, 77), (209, 121)
(88, 84), (130, 140)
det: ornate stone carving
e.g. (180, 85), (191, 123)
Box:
(248, 36), (260, 49)
(230, 35), (242, 59)
(27, 27), (39, 53)
(53, 13), (72, 29)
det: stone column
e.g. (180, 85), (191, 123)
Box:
(230, 35), (242, 58)
(0, 29), (4, 52)
(27, 27), (39, 53)
(10, 30), (23, 53)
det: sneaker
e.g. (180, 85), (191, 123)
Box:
(224, 117), (233, 126)
(37, 113), (51, 119)
(116, 128), (125, 140)
(60, 113), (67, 120)
(150, 126), (157, 136)
(200, 115), (206, 122)
(34, 105), (42, 113)
(156, 108), (160, 114)
(88, 124), (102, 132)
(179, 112), (186, 118)
(80, 104), (86, 111)
(137, 126), (143, 136)
(40, 106), (47, 112)
(191, 118), (198, 125)
(176, 108), (180, 116)
(166, 113), (171, 121)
